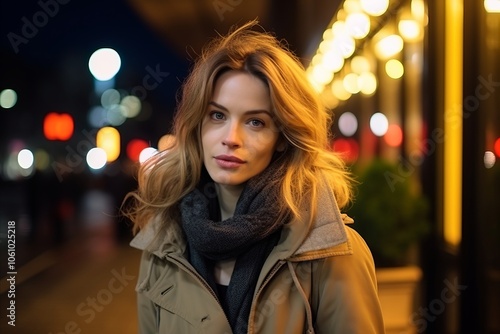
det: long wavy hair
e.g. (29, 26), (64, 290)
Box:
(124, 21), (353, 234)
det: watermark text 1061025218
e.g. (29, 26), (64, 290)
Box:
(6, 220), (17, 327)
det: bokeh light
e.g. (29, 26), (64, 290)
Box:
(86, 148), (107, 170)
(127, 139), (149, 162)
(311, 64), (334, 85)
(384, 124), (403, 146)
(139, 147), (158, 164)
(120, 95), (141, 118)
(101, 89), (121, 108)
(370, 112), (389, 137)
(345, 12), (370, 39)
(412, 0), (426, 21)
(359, 72), (377, 95)
(399, 19), (421, 41)
(494, 137), (500, 157)
(360, 0), (389, 16)
(375, 35), (404, 59)
(338, 112), (358, 137)
(0, 89), (17, 109)
(158, 134), (176, 151)
(484, 0), (500, 13)
(96, 127), (120, 162)
(343, 73), (360, 94)
(88, 106), (107, 127)
(332, 138), (359, 162)
(343, 0), (362, 13)
(43, 112), (74, 141)
(351, 56), (371, 73)
(484, 151), (496, 169)
(34, 150), (50, 171)
(88, 48), (121, 81)
(106, 105), (126, 126)
(331, 78), (352, 101)
(386, 59), (405, 79)
(322, 50), (345, 73)
(333, 34), (356, 58)
(17, 149), (34, 169)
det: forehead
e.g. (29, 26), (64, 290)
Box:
(211, 71), (272, 108)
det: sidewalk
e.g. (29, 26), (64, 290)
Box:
(0, 237), (141, 334)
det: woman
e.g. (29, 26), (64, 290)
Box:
(124, 21), (385, 334)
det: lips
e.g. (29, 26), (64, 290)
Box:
(214, 155), (246, 168)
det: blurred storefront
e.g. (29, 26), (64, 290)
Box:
(305, 0), (499, 333)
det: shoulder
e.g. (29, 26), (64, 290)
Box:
(345, 225), (374, 260)
(313, 225), (377, 286)
(327, 226), (375, 268)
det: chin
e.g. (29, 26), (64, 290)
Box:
(208, 170), (247, 187)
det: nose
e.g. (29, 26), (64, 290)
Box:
(222, 122), (242, 148)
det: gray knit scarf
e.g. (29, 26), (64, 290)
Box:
(180, 154), (290, 333)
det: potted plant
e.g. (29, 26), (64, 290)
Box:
(347, 159), (431, 333)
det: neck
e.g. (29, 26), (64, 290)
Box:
(215, 183), (245, 220)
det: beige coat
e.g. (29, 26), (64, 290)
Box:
(131, 186), (385, 333)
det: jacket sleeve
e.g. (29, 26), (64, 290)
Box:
(136, 251), (159, 334)
(314, 226), (386, 333)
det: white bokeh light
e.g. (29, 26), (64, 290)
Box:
(345, 12), (370, 39)
(17, 149), (34, 169)
(88, 48), (121, 81)
(106, 105), (127, 126)
(370, 112), (389, 137)
(139, 147), (158, 164)
(120, 95), (142, 118)
(0, 89), (17, 109)
(360, 0), (389, 16)
(101, 89), (121, 108)
(338, 112), (358, 137)
(86, 147), (107, 170)
(484, 151), (496, 169)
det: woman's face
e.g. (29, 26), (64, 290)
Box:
(201, 70), (281, 188)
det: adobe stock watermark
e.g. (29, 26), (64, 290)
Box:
(47, 267), (135, 334)
(385, 73), (500, 192)
(7, 0), (72, 54)
(128, 64), (170, 101)
(408, 277), (467, 333)
(51, 63), (169, 182)
(213, 0), (244, 21)
(52, 128), (98, 182)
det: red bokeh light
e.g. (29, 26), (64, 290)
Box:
(43, 112), (74, 141)
(332, 138), (359, 163)
(127, 139), (149, 162)
(494, 137), (500, 158)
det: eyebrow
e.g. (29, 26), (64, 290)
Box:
(208, 101), (272, 117)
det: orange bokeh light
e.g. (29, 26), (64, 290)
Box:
(384, 124), (403, 147)
(43, 112), (74, 141)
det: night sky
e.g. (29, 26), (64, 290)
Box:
(1, 0), (190, 156)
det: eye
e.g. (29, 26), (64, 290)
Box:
(209, 111), (225, 121)
(248, 119), (265, 127)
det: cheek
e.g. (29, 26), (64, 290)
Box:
(253, 130), (280, 152)
(201, 125), (214, 151)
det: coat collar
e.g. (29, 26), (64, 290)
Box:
(130, 178), (352, 260)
